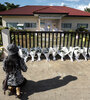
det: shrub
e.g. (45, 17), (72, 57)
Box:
(68, 29), (75, 32)
(0, 27), (5, 33)
(76, 26), (88, 32)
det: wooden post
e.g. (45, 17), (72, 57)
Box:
(38, 18), (40, 31)
(58, 19), (62, 30)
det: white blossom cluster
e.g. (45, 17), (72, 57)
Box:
(18, 46), (90, 62)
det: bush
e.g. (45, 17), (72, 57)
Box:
(68, 29), (75, 32)
(0, 27), (6, 36)
(9, 27), (28, 32)
(76, 26), (88, 32)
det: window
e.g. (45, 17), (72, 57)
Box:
(6, 22), (18, 28)
(62, 23), (72, 28)
(24, 23), (36, 28)
(77, 23), (88, 28)
(40, 21), (45, 25)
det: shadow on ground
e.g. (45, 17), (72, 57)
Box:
(20, 75), (77, 100)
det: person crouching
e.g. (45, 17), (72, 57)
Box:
(3, 44), (27, 97)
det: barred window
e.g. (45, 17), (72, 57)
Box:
(40, 21), (45, 25)
(61, 23), (72, 28)
(6, 22), (18, 28)
(77, 23), (88, 28)
(24, 23), (36, 28)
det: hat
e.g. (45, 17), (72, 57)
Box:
(7, 44), (19, 55)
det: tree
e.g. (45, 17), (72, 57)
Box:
(84, 7), (90, 12)
(0, 2), (19, 25)
(5, 2), (19, 10)
(0, 3), (6, 11)
(0, 2), (19, 11)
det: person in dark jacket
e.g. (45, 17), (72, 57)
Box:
(3, 44), (27, 97)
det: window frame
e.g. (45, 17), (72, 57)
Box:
(40, 21), (45, 25)
(6, 22), (18, 28)
(77, 23), (88, 28)
(61, 23), (72, 28)
(24, 22), (37, 28)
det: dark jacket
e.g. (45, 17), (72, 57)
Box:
(3, 54), (27, 87)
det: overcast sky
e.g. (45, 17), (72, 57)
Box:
(0, 0), (90, 11)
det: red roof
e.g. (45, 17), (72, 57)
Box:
(34, 6), (68, 14)
(0, 5), (90, 16)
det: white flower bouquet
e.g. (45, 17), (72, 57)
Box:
(30, 48), (36, 61)
(43, 48), (50, 61)
(57, 47), (68, 61)
(51, 47), (58, 61)
(18, 47), (30, 62)
(36, 47), (42, 61)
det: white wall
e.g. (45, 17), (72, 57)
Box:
(2, 16), (90, 31)
(2, 16), (39, 31)
(61, 17), (90, 31)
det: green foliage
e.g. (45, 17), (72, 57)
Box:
(75, 26), (88, 32)
(68, 29), (75, 32)
(0, 27), (5, 33)
(0, 2), (19, 11)
(9, 27), (16, 31)
(84, 7), (90, 12)
(9, 27), (27, 32)
(5, 2), (19, 10)
(0, 3), (6, 11)
(0, 2), (19, 25)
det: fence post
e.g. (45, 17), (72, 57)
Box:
(2, 29), (10, 56)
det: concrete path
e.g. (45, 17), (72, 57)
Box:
(0, 60), (90, 100)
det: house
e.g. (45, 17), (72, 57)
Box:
(0, 5), (90, 31)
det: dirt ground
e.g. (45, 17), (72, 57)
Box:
(0, 59), (90, 100)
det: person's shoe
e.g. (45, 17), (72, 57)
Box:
(16, 94), (21, 98)
(8, 86), (15, 96)
(16, 87), (20, 97)
(8, 86), (13, 90)
(8, 90), (14, 96)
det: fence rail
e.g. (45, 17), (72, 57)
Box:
(10, 31), (90, 49)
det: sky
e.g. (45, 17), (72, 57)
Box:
(0, 0), (90, 11)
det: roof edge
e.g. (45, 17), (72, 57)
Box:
(0, 14), (34, 16)
(67, 15), (90, 17)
